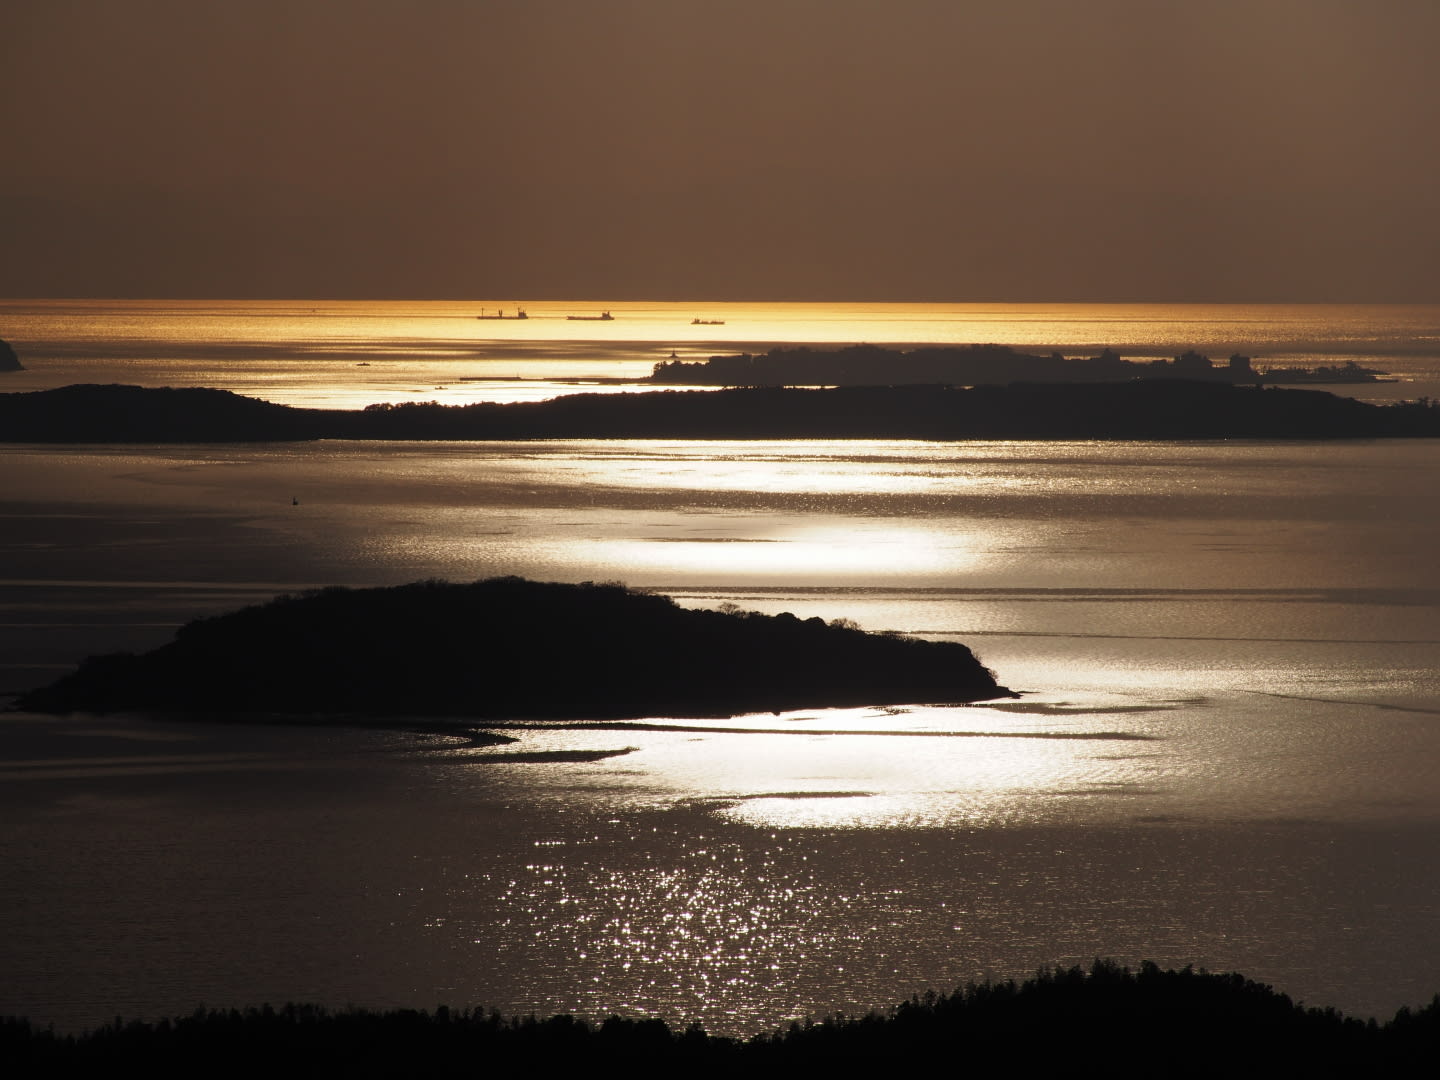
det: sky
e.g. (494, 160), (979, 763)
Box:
(3, 0), (1438, 302)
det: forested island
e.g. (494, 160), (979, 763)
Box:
(6, 962), (1438, 1074)
(649, 343), (1394, 387)
(4, 379), (1439, 442)
(14, 577), (1009, 719)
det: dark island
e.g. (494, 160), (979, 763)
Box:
(4, 379), (1439, 442)
(13, 577), (1009, 719)
(0, 336), (21, 371)
(6, 962), (1439, 1074)
(649, 343), (1394, 387)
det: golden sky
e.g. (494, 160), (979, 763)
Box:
(3, 0), (1437, 301)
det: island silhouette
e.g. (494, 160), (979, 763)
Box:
(4, 379), (1438, 442)
(14, 577), (1009, 719)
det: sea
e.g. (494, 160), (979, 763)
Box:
(2, 300), (1439, 1036)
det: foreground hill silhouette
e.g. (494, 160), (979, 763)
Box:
(5, 962), (1438, 1075)
(3, 380), (1439, 441)
(14, 578), (1008, 719)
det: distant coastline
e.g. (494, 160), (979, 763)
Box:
(3, 378), (1438, 442)
(649, 344), (1396, 387)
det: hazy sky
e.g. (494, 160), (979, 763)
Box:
(4, 0), (1437, 301)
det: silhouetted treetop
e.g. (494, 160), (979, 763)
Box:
(6, 961), (1437, 1075)
(14, 577), (1009, 719)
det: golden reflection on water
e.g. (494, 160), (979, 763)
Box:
(483, 828), (876, 1028)
(8, 299), (1436, 409)
(520, 440), (1054, 499)
(12, 297), (1432, 353)
(435, 701), (1169, 832)
(677, 729), (1160, 830)
(587, 521), (970, 580)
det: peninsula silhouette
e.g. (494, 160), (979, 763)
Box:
(4, 380), (1438, 442)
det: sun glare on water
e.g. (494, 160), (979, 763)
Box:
(585, 522), (970, 581)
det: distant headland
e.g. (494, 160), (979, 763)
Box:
(0, 337), (22, 371)
(3, 379), (1438, 442)
(649, 343), (1394, 387)
(13, 577), (1010, 719)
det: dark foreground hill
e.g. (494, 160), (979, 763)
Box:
(5, 962), (1438, 1076)
(13, 577), (1008, 719)
(3, 380), (1438, 441)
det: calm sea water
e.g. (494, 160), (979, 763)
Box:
(2, 302), (1439, 1035)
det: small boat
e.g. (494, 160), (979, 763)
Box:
(691, 318), (725, 325)
(566, 311), (613, 321)
(478, 308), (528, 320)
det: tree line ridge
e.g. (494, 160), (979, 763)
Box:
(6, 961), (1438, 1074)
